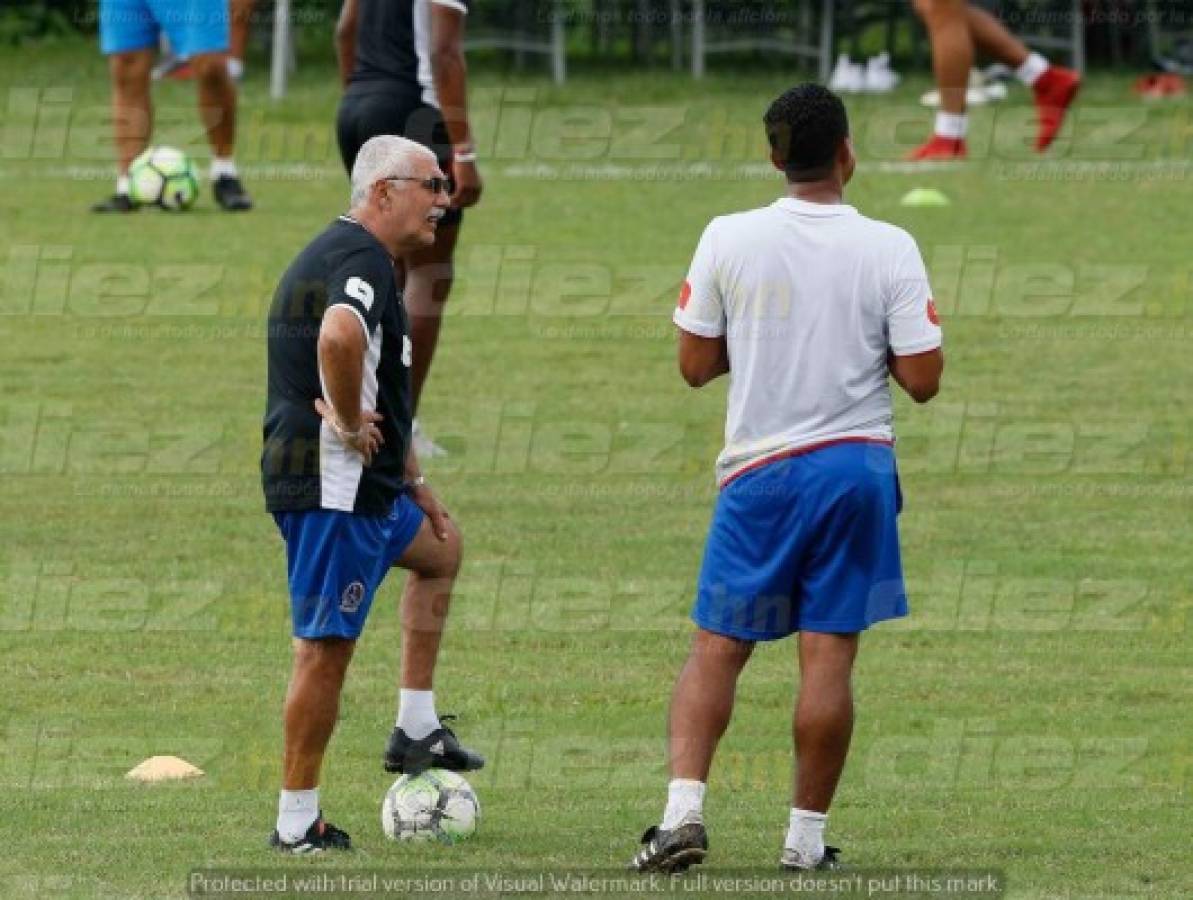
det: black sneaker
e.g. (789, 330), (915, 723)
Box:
(780, 844), (843, 871)
(383, 716), (484, 775)
(213, 175), (252, 211)
(269, 816), (351, 855)
(91, 193), (139, 213)
(629, 817), (708, 874)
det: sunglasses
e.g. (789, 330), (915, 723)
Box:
(384, 176), (450, 195)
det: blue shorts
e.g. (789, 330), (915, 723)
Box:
(273, 494), (426, 640)
(692, 442), (908, 640)
(99, 0), (229, 57)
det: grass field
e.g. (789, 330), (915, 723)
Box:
(2, 39), (1191, 900)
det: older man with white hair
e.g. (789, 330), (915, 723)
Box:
(261, 135), (483, 854)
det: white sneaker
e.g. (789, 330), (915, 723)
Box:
(829, 54), (865, 94)
(863, 52), (899, 93)
(920, 69), (997, 107)
(411, 419), (448, 459)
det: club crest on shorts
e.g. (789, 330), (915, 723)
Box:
(340, 581), (366, 613)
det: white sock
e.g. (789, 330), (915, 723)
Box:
(1016, 52), (1050, 87)
(226, 57), (244, 80)
(276, 788), (319, 843)
(935, 111), (968, 140)
(397, 689), (440, 740)
(210, 156), (238, 180)
(116, 174), (130, 196)
(785, 808), (827, 867)
(660, 778), (706, 830)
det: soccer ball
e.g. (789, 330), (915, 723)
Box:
(127, 146), (199, 210)
(381, 770), (479, 844)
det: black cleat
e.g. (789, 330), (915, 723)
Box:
(780, 844), (843, 871)
(269, 816), (351, 855)
(91, 193), (139, 213)
(213, 175), (252, 211)
(383, 717), (484, 776)
(629, 817), (708, 874)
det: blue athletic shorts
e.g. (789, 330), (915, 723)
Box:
(273, 494), (426, 640)
(692, 441), (908, 640)
(99, 0), (229, 57)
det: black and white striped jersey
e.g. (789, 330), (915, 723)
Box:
(346, 0), (471, 108)
(262, 216), (412, 515)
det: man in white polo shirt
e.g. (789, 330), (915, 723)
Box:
(630, 84), (944, 875)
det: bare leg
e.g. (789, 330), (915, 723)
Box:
(668, 629), (754, 781)
(282, 637), (356, 789)
(190, 51), (236, 157)
(793, 632), (859, 812)
(404, 220), (460, 413)
(914, 0), (973, 116)
(108, 49), (154, 173)
(965, 4), (1029, 68)
(230, 0), (256, 62)
(395, 516), (463, 690)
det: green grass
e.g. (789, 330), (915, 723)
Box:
(2, 41), (1191, 899)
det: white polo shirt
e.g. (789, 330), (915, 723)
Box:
(673, 196), (942, 486)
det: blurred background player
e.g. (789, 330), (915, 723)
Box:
(909, 0), (1081, 160)
(334, 0), (481, 458)
(94, 0), (252, 211)
(631, 84), (943, 874)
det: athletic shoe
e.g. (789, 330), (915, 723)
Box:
(829, 54), (865, 94)
(781, 844), (843, 871)
(412, 419), (449, 458)
(629, 816), (708, 874)
(91, 194), (139, 213)
(906, 135), (968, 162)
(863, 53), (899, 94)
(1033, 66), (1081, 152)
(269, 816), (351, 854)
(383, 717), (485, 775)
(213, 175), (253, 211)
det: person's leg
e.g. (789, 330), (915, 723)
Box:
(964, 5), (1079, 152)
(109, 49), (155, 176)
(190, 51), (236, 158)
(668, 628), (755, 785)
(784, 631), (859, 867)
(282, 637), (356, 788)
(793, 632), (859, 811)
(915, 0), (972, 117)
(278, 637), (355, 839)
(965, 3), (1029, 66)
(909, 0), (971, 159)
(228, 0), (255, 77)
(404, 220), (460, 415)
(394, 514), (462, 693)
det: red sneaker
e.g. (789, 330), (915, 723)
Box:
(1033, 66), (1081, 151)
(906, 135), (968, 162)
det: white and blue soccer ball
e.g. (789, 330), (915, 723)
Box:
(127, 146), (199, 210)
(381, 769), (479, 844)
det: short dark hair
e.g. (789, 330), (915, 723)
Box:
(763, 84), (849, 182)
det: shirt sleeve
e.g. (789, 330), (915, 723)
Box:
(325, 249), (393, 339)
(886, 233), (943, 356)
(431, 0), (469, 14)
(672, 221), (726, 338)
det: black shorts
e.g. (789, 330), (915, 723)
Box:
(336, 86), (463, 226)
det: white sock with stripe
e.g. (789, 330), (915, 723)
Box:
(660, 778), (705, 829)
(277, 788), (319, 843)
